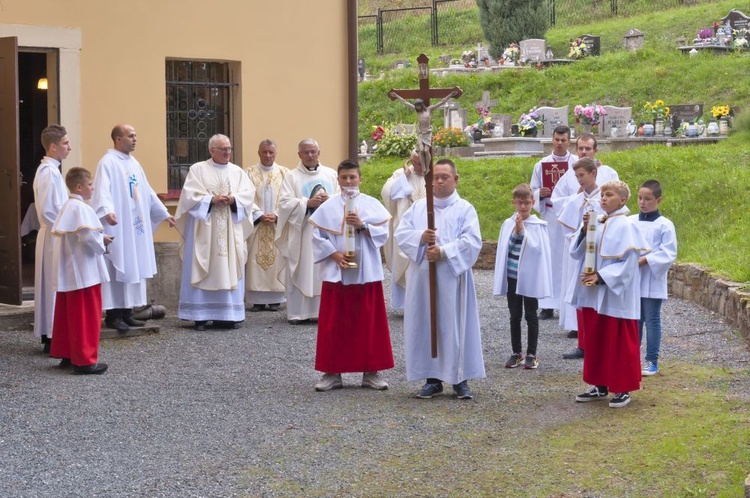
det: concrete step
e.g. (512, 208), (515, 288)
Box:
(473, 151), (545, 157)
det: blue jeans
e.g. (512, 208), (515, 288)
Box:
(638, 297), (663, 364)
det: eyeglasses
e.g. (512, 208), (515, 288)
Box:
(213, 147), (233, 152)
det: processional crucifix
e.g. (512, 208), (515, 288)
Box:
(388, 54), (462, 358)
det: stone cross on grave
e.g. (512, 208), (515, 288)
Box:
(388, 53), (463, 359)
(474, 91), (498, 115)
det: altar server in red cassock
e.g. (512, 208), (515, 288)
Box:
(568, 180), (649, 408)
(308, 160), (394, 392)
(50, 168), (112, 375)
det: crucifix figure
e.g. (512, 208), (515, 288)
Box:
(388, 54), (463, 358)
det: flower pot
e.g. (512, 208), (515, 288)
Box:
(582, 123), (592, 135)
(719, 116), (729, 136)
(642, 123), (655, 137)
(473, 129), (484, 143)
(654, 117), (664, 136)
(707, 119), (720, 137)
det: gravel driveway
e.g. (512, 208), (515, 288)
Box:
(1, 269), (747, 497)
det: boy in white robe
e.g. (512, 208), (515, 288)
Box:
(50, 168), (111, 375)
(557, 158), (605, 359)
(394, 159), (485, 400)
(308, 160), (394, 391)
(33, 125), (71, 353)
(175, 135), (257, 330)
(569, 181), (649, 408)
(380, 150), (426, 310)
(494, 184), (553, 370)
(629, 180), (677, 376)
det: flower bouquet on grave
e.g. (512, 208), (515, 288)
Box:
(732, 28), (749, 49)
(501, 43), (520, 65)
(434, 127), (470, 148)
(711, 105), (731, 119)
(517, 107), (543, 137)
(568, 38), (589, 59)
(696, 27), (715, 45)
(574, 103), (606, 126)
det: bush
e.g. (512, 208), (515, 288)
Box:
(374, 131), (417, 158)
(433, 127), (470, 147)
(477, 0), (549, 59)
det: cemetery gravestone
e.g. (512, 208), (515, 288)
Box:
(491, 114), (513, 137)
(439, 54), (452, 65)
(601, 106), (632, 138)
(519, 39), (547, 62)
(474, 91), (498, 114)
(443, 99), (467, 131)
(669, 104), (703, 130)
(623, 29), (645, 52)
(722, 9), (750, 44)
(580, 34), (601, 56)
(535, 106), (569, 139)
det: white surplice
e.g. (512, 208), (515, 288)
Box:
(51, 195), (109, 292)
(629, 213), (677, 300)
(493, 214), (553, 299)
(308, 192), (391, 284)
(276, 163), (339, 321)
(380, 162), (426, 309)
(244, 162), (289, 305)
(530, 152), (579, 309)
(567, 207), (650, 320)
(175, 160), (256, 321)
(90, 149), (170, 309)
(32, 157), (68, 338)
(394, 191), (486, 385)
(556, 188), (605, 330)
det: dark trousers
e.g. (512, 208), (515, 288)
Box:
(507, 277), (539, 356)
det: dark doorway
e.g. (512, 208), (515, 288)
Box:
(18, 51), (50, 293)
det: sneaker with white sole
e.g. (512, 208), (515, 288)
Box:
(314, 373), (343, 392)
(575, 385), (609, 402)
(362, 372), (389, 390)
(609, 392), (631, 408)
(505, 353), (524, 369)
(524, 354), (539, 370)
(642, 361), (659, 376)
(416, 382), (443, 399)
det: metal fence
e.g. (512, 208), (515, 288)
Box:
(359, 0), (727, 54)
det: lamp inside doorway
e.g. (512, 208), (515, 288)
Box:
(37, 77), (48, 90)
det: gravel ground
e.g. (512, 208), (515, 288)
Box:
(1, 269), (748, 497)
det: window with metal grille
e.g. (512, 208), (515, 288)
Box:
(165, 60), (233, 194)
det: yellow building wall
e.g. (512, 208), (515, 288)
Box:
(2, 0), (350, 242)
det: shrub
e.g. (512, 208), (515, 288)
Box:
(374, 131), (417, 158)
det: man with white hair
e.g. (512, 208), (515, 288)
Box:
(276, 139), (339, 324)
(175, 134), (257, 330)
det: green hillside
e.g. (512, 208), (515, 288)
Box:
(357, 0), (750, 283)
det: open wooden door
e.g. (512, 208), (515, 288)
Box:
(0, 37), (22, 305)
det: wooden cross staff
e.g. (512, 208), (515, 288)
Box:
(388, 54), (462, 358)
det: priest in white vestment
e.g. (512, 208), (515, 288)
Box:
(380, 150), (426, 310)
(175, 135), (257, 330)
(32, 125), (71, 352)
(244, 139), (288, 312)
(90, 125), (175, 333)
(530, 125), (578, 316)
(394, 159), (485, 401)
(276, 139), (339, 324)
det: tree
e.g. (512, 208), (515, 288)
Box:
(477, 0), (549, 59)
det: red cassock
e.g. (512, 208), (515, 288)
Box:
(49, 284), (102, 367)
(315, 281), (394, 373)
(579, 307), (641, 393)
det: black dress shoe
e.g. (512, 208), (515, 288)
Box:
(42, 336), (51, 354)
(539, 308), (555, 320)
(288, 319), (309, 325)
(267, 303), (281, 312)
(566, 330), (578, 339)
(194, 321), (208, 331)
(123, 315), (146, 327)
(105, 318), (130, 334)
(562, 348), (585, 359)
(72, 363), (108, 375)
(59, 358), (72, 368)
(248, 304), (266, 312)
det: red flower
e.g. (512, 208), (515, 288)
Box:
(371, 126), (385, 141)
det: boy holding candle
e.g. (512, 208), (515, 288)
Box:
(308, 160), (393, 392)
(493, 184), (553, 370)
(629, 180), (677, 376)
(568, 180), (649, 408)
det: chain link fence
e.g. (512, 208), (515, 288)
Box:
(359, 0), (727, 55)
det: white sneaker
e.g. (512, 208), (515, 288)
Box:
(315, 373), (343, 392)
(361, 372), (389, 390)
